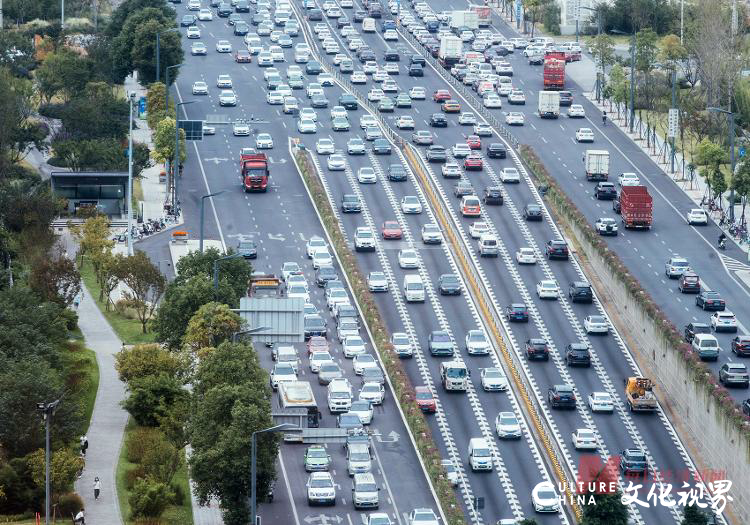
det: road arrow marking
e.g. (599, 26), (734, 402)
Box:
(374, 430), (399, 443)
(203, 157), (228, 164)
(268, 233), (286, 241)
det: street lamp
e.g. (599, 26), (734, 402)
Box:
(200, 190), (225, 253)
(37, 399), (61, 525)
(213, 253), (244, 294)
(156, 28), (180, 83)
(251, 424), (299, 525)
(127, 91), (137, 256)
(232, 326), (271, 343)
(164, 63), (182, 115)
(707, 107), (736, 222)
(174, 100), (196, 216)
(611, 28), (636, 133)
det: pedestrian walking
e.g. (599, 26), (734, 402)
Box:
(80, 435), (88, 457)
(74, 509), (85, 524)
(93, 477), (101, 500)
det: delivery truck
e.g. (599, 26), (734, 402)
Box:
(537, 91), (560, 118)
(617, 186), (653, 229)
(543, 51), (566, 90)
(450, 10), (479, 30)
(439, 36), (463, 68)
(468, 4), (491, 26)
(584, 150), (610, 181)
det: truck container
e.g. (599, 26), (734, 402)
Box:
(537, 91), (560, 118)
(440, 361), (469, 391)
(439, 36), (463, 68)
(543, 51), (566, 90)
(450, 10), (479, 30)
(468, 4), (491, 26)
(624, 377), (657, 412)
(240, 150), (270, 192)
(278, 381), (321, 427)
(584, 150), (610, 181)
(619, 186), (653, 229)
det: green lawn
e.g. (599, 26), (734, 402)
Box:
(64, 338), (100, 435)
(79, 259), (156, 344)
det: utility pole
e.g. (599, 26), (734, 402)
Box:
(127, 92), (135, 256)
(37, 400), (61, 525)
(670, 69), (677, 174)
(629, 31), (635, 133)
(156, 32), (161, 83)
(680, 0), (684, 44)
(61, 0), (64, 29)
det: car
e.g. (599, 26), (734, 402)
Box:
(396, 115), (416, 129)
(307, 472), (336, 505)
(500, 167), (520, 183)
(483, 94), (502, 108)
(584, 315), (609, 334)
(572, 428), (598, 450)
(732, 335), (750, 356)
(548, 384), (576, 409)
(575, 128), (594, 142)
(304, 445), (331, 472)
(331, 116), (350, 132)
(233, 122), (250, 136)
(315, 266), (338, 287)
(409, 508), (439, 525)
(588, 391), (615, 412)
(465, 330), (490, 356)
(678, 271), (701, 293)
(665, 256), (691, 278)
(595, 217), (619, 235)
(568, 104), (585, 118)
(359, 381), (385, 405)
(343, 335), (367, 358)
(428, 330), (454, 356)
(523, 203), (543, 221)
(536, 280), (559, 299)
(438, 273), (461, 295)
(506, 303), (528, 322)
(340, 194), (362, 214)
(353, 353), (378, 376)
(395, 93), (412, 108)
(412, 130), (434, 145)
(390, 332), (413, 358)
(347, 138), (366, 155)
(494, 412), (522, 439)
(398, 249), (419, 269)
(237, 240), (257, 259)
(719, 363), (750, 387)
(711, 310), (738, 332)
(440, 162), (461, 178)
(440, 459), (459, 488)
(297, 119), (317, 133)
(255, 133), (273, 149)
(198, 8), (213, 21)
(481, 367), (508, 391)
(348, 400), (374, 425)
(316, 138), (335, 155)
(508, 90), (526, 104)
(270, 363), (297, 390)
(372, 139), (391, 155)
(215, 40), (232, 53)
(458, 112), (477, 125)
(186, 26), (201, 39)
(365, 126), (383, 141)
(452, 143), (471, 158)
(454, 180), (474, 198)
(620, 448), (648, 476)
(367, 271), (388, 292)
(545, 239), (569, 260)
(684, 322), (711, 343)
(429, 113), (448, 127)
(595, 182), (617, 200)
(378, 97), (395, 112)
(505, 112), (524, 125)
(486, 143), (507, 159)
(357, 167), (377, 184)
(180, 14), (197, 26)
(442, 100), (461, 112)
(516, 247), (537, 264)
(192, 81), (208, 95)
(219, 90), (237, 106)
(473, 123), (492, 137)
(466, 135), (481, 150)
(306, 236), (327, 259)
(381, 220), (403, 239)
(525, 338), (549, 360)
(426, 145), (447, 162)
(618, 172), (640, 186)
(532, 481), (560, 513)
(191, 42), (208, 55)
(468, 221), (489, 239)
(687, 208), (709, 225)
(464, 155), (483, 171)
(565, 343), (591, 367)
(696, 291), (725, 311)
(432, 89), (451, 102)
(559, 91), (573, 106)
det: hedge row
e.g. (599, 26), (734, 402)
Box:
(294, 149), (466, 525)
(518, 145), (750, 434)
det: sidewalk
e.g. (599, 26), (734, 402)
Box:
(74, 283), (128, 525)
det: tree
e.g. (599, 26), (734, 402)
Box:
(0, 68), (45, 174)
(635, 27), (659, 109)
(26, 448), (84, 502)
(52, 138), (126, 172)
(107, 0), (177, 38)
(129, 477), (174, 519)
(146, 82), (174, 131)
(589, 34), (616, 75)
(609, 64), (629, 106)
(732, 160), (750, 222)
(694, 139), (728, 201)
(518, 520), (538, 525)
(0, 30), (36, 76)
(97, 252), (126, 308)
(116, 343), (185, 384)
(122, 372), (189, 426)
(182, 302), (243, 354)
(28, 253), (81, 307)
(71, 215), (114, 275)
(682, 503), (709, 525)
(152, 117), (186, 165)
(57, 82), (129, 140)
(35, 50), (93, 104)
(111, 8), (175, 83)
(540, 2), (560, 35)
(189, 342), (276, 525)
(174, 247), (253, 302)
(581, 490), (628, 525)
(119, 251), (166, 333)
(658, 34), (687, 71)
(132, 19), (183, 85)
(523, 0), (552, 38)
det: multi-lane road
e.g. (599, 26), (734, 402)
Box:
(161, 0), (741, 523)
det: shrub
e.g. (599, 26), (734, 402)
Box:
(125, 427), (164, 464)
(124, 465), (147, 490)
(170, 480), (185, 506)
(129, 478), (173, 519)
(57, 492), (84, 515)
(140, 435), (180, 485)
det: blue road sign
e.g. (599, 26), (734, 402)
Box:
(740, 147), (746, 158)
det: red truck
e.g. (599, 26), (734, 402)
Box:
(543, 51), (566, 90)
(615, 186), (653, 229)
(240, 150), (269, 192)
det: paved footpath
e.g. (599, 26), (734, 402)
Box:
(74, 283), (128, 524)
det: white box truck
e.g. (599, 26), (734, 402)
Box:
(450, 10), (479, 30)
(538, 91), (560, 118)
(439, 36), (463, 68)
(584, 150), (610, 181)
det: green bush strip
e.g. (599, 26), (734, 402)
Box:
(518, 144), (750, 436)
(294, 149), (465, 525)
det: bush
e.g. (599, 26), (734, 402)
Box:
(129, 478), (173, 519)
(39, 103), (67, 119)
(124, 465), (147, 490)
(60, 308), (79, 331)
(140, 435), (180, 485)
(170, 480), (185, 506)
(57, 492), (84, 515)
(125, 427), (164, 464)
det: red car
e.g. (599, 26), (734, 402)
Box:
(464, 155), (483, 171)
(466, 135), (481, 150)
(432, 89), (451, 102)
(306, 336), (330, 355)
(415, 386), (437, 413)
(234, 50), (252, 63)
(381, 220), (403, 239)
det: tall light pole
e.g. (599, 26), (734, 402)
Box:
(61, 0), (65, 29)
(231, 326), (271, 343)
(251, 424), (299, 525)
(156, 28), (179, 83)
(37, 400), (61, 525)
(174, 100), (195, 218)
(200, 190), (225, 252)
(127, 92), (136, 255)
(611, 29), (636, 133)
(708, 107), (736, 223)
(164, 64), (182, 118)
(165, 64), (182, 211)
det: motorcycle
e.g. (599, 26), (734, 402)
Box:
(718, 237), (727, 250)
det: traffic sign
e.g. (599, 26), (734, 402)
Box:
(178, 120), (204, 141)
(667, 108), (679, 138)
(516, 0), (522, 21)
(740, 147), (746, 158)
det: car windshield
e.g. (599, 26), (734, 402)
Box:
(590, 316), (606, 323)
(673, 261), (689, 267)
(499, 415), (516, 425)
(468, 332), (485, 342)
(351, 401), (369, 411)
(310, 477), (332, 488)
(308, 448), (327, 458)
(484, 369), (502, 378)
(306, 317), (325, 328)
(537, 489), (557, 499)
(357, 355), (375, 364)
(473, 448), (490, 457)
(701, 339), (718, 348)
(393, 335), (409, 345)
(446, 368), (466, 378)
(350, 451), (369, 460)
(320, 363), (339, 372)
(358, 482), (377, 491)
(416, 390), (433, 400)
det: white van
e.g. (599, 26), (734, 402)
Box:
(327, 378), (352, 413)
(478, 233), (499, 257)
(352, 472), (379, 509)
(347, 443), (372, 476)
(363, 17), (376, 32)
(274, 345), (299, 372)
(403, 274), (425, 302)
(468, 437), (493, 471)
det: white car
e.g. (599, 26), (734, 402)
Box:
(572, 428), (598, 450)
(270, 363), (297, 390)
(327, 154), (346, 171)
(215, 40), (232, 53)
(343, 335), (367, 358)
(390, 332), (413, 357)
(257, 51), (273, 66)
(360, 114), (378, 129)
(711, 310), (738, 332)
(440, 459), (459, 487)
(367, 271), (388, 292)
(312, 249), (333, 269)
(373, 70), (388, 83)
(281, 261), (302, 281)
(469, 221), (489, 239)
(198, 8), (213, 21)
(398, 249), (419, 269)
(505, 112), (524, 125)
(330, 106), (348, 120)
(269, 46), (285, 61)
(396, 116), (415, 129)
(306, 236), (327, 258)
(298, 119), (317, 133)
(186, 26), (201, 39)
(441, 162), (462, 177)
(192, 81), (208, 95)
(287, 283), (310, 302)
(474, 123), (493, 136)
(500, 167), (520, 183)
(483, 95), (502, 108)
(508, 90), (526, 104)
(219, 90), (237, 106)
(310, 351), (333, 373)
(348, 401), (374, 425)
(216, 74), (232, 88)
(382, 79), (399, 91)
(233, 122), (250, 136)
(367, 88), (385, 101)
(595, 217), (619, 235)
(452, 143), (471, 158)
(458, 112), (477, 125)
(531, 481), (560, 513)
(300, 108), (318, 122)
(401, 196), (423, 214)
(353, 353), (378, 375)
(465, 330), (490, 355)
(536, 279), (559, 299)
(567, 104), (585, 118)
(306, 472), (336, 505)
(495, 411), (522, 439)
(665, 256), (691, 278)
(618, 172), (640, 186)
(326, 288), (349, 310)
(191, 42), (207, 55)
(384, 29), (398, 40)
(588, 391), (614, 413)
(516, 247), (537, 264)
(266, 91), (284, 105)
(584, 315), (609, 334)
(497, 83), (513, 97)
(687, 208), (709, 225)
(408, 509), (440, 525)
(359, 381), (385, 405)
(256, 133), (274, 149)
(481, 367), (508, 391)
(357, 167), (377, 184)
(316, 138), (335, 155)
(421, 223), (442, 244)
(575, 127), (594, 142)
(409, 86), (426, 99)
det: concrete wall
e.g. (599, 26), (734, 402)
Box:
(566, 219), (750, 525)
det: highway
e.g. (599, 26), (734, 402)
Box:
(163, 0), (731, 524)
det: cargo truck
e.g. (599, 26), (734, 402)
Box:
(468, 4), (491, 26)
(450, 10), (479, 30)
(439, 36), (463, 68)
(543, 51), (566, 90)
(440, 361), (469, 391)
(584, 150), (610, 181)
(624, 377), (657, 412)
(537, 91), (560, 118)
(278, 381), (321, 427)
(617, 186), (653, 229)
(240, 150), (270, 192)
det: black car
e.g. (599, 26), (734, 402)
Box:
(523, 203), (543, 221)
(426, 145), (447, 162)
(388, 164), (407, 181)
(180, 14), (197, 26)
(217, 3), (232, 16)
(696, 291), (726, 311)
(684, 322), (711, 343)
(341, 194), (362, 213)
(595, 182), (617, 200)
(337, 16), (349, 28)
(359, 50), (376, 62)
(306, 61), (322, 75)
(408, 64), (424, 76)
(483, 186), (503, 205)
(732, 335), (750, 357)
(311, 95), (329, 108)
(438, 273), (461, 295)
(234, 22), (250, 35)
(568, 281), (593, 303)
(308, 8), (323, 20)
(304, 314), (327, 340)
(410, 55), (426, 66)
(237, 240), (258, 259)
(235, 0), (250, 11)
(558, 91), (573, 106)
(430, 113), (448, 127)
(353, 9), (367, 22)
(545, 239), (569, 260)
(506, 303), (529, 322)
(487, 143), (506, 158)
(565, 343), (591, 367)
(620, 449), (648, 476)
(372, 139), (391, 155)
(339, 94), (359, 110)
(384, 49), (400, 61)
(525, 338), (550, 361)
(316, 266), (338, 287)
(548, 385), (576, 409)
